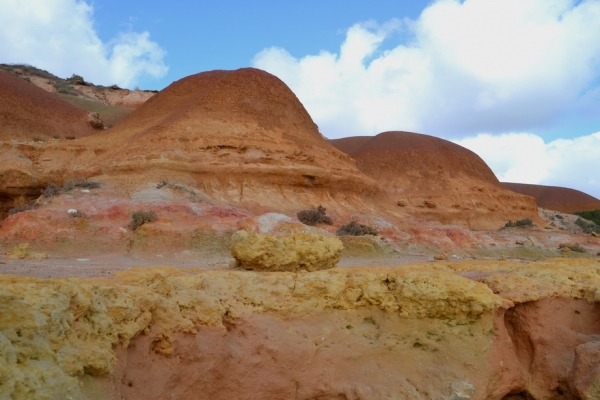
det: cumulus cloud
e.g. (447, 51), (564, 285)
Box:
(0, 0), (167, 88)
(253, 0), (600, 139)
(455, 132), (600, 198)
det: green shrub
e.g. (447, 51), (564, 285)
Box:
(297, 205), (333, 226)
(336, 221), (378, 236)
(53, 82), (77, 95)
(574, 209), (600, 225)
(129, 211), (157, 231)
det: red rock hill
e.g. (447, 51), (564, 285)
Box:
(73, 68), (378, 214)
(331, 132), (540, 229)
(502, 182), (600, 214)
(0, 70), (99, 141)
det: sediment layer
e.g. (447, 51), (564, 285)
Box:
(2, 258), (600, 399)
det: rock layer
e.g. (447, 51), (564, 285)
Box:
(1, 259), (600, 399)
(71, 68), (378, 215)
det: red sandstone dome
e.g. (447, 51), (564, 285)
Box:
(502, 182), (600, 214)
(0, 70), (99, 141)
(331, 131), (541, 229)
(71, 68), (378, 213)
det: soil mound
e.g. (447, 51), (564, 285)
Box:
(502, 182), (600, 214)
(75, 68), (375, 213)
(0, 70), (99, 141)
(332, 131), (540, 229)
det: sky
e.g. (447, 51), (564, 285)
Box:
(1, 0), (599, 199)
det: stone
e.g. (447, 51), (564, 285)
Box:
(5, 243), (47, 260)
(230, 230), (343, 272)
(569, 341), (600, 400)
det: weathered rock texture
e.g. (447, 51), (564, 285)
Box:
(1, 259), (600, 399)
(503, 182), (600, 214)
(72, 68), (378, 213)
(230, 230), (343, 271)
(331, 132), (541, 230)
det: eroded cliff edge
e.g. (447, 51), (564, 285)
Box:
(1, 259), (600, 399)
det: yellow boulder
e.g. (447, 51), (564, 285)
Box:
(230, 231), (343, 272)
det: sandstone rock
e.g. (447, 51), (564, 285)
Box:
(5, 243), (47, 260)
(434, 252), (449, 260)
(330, 131), (541, 230)
(2, 260), (600, 399)
(569, 341), (600, 400)
(559, 242), (587, 253)
(230, 230), (343, 271)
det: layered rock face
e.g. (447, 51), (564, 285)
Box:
(331, 132), (540, 230)
(0, 70), (104, 219)
(502, 182), (600, 214)
(1, 259), (600, 399)
(71, 68), (378, 215)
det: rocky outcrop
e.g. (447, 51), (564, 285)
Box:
(230, 231), (343, 271)
(1, 259), (599, 399)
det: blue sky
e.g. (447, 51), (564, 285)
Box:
(1, 0), (599, 198)
(91, 1), (432, 89)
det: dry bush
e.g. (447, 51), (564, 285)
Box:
(129, 211), (157, 231)
(504, 218), (533, 228)
(336, 221), (378, 236)
(9, 204), (36, 215)
(297, 205), (333, 226)
(42, 184), (60, 197)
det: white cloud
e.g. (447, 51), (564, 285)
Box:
(253, 0), (600, 138)
(455, 132), (600, 198)
(0, 0), (167, 88)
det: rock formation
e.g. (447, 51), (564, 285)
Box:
(1, 259), (600, 399)
(503, 182), (600, 214)
(230, 230), (343, 271)
(68, 68), (379, 215)
(331, 131), (541, 229)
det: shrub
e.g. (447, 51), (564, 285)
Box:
(574, 210), (600, 225)
(9, 204), (36, 215)
(515, 218), (533, 227)
(297, 205), (333, 226)
(505, 218), (533, 228)
(65, 136), (76, 140)
(42, 184), (60, 197)
(575, 217), (600, 234)
(129, 211), (157, 231)
(336, 221), (378, 236)
(53, 82), (77, 95)
(32, 137), (45, 142)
